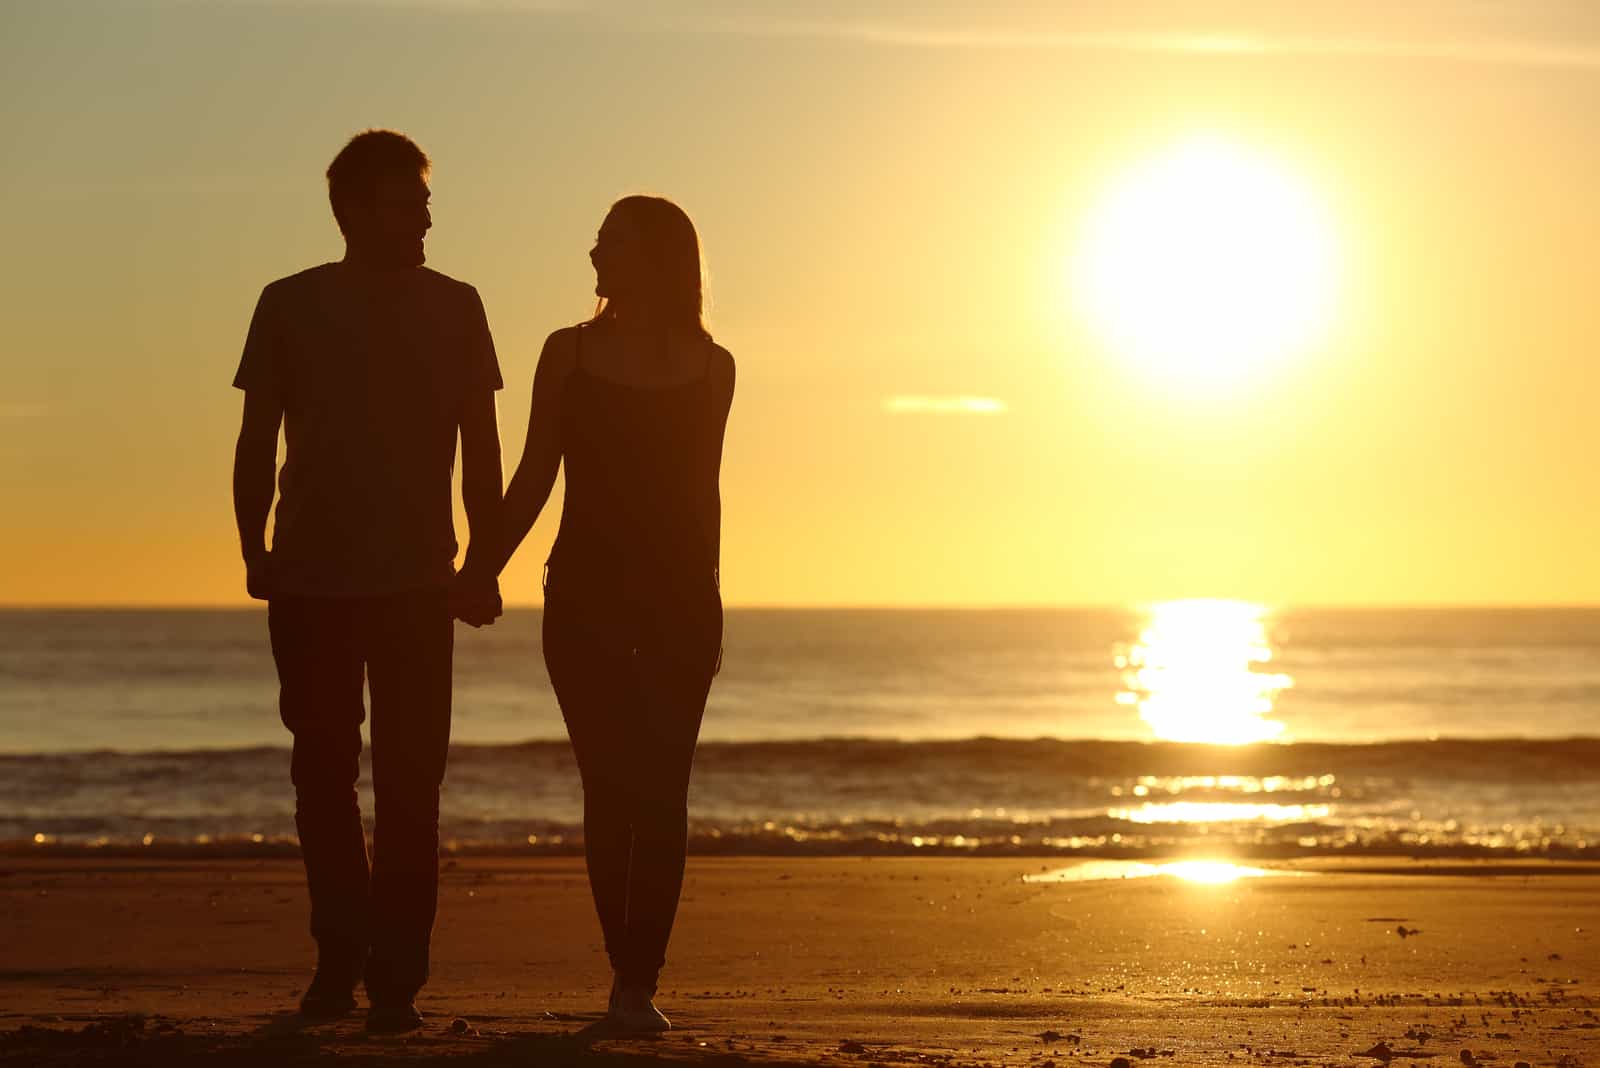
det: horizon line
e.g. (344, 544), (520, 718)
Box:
(2, 601), (1597, 612)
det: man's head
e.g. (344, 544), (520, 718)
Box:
(326, 130), (432, 267)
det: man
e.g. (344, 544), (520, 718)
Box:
(231, 129), (503, 1031)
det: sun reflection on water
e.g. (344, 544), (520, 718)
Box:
(1111, 801), (1332, 824)
(1116, 599), (1293, 744)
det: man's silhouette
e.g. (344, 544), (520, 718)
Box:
(231, 129), (503, 1031)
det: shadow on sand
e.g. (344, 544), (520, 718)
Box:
(0, 1010), (818, 1066)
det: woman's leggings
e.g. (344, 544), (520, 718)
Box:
(542, 580), (722, 991)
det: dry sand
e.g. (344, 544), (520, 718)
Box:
(1, 857), (1595, 1065)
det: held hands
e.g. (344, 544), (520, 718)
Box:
(450, 566), (503, 628)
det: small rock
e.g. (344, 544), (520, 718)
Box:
(1459, 1052), (1473, 1066)
(1111, 1059), (1133, 1068)
(840, 1040), (867, 1054)
(450, 1017), (471, 1035)
(1041, 1031), (1064, 1043)
(1358, 1042), (1395, 1062)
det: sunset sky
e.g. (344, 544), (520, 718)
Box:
(3, 1), (1596, 607)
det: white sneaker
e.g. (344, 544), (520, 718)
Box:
(615, 986), (670, 1034)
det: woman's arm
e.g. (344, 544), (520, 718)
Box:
(704, 343), (736, 573)
(496, 328), (577, 576)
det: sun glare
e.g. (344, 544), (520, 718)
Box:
(1024, 860), (1303, 884)
(1072, 134), (1340, 386)
(1116, 599), (1293, 745)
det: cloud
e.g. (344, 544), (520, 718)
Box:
(662, 13), (1600, 71)
(202, 2), (1600, 71)
(883, 395), (1007, 415)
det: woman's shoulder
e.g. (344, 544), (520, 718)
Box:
(536, 324), (590, 376)
(544, 323), (590, 349)
(703, 338), (735, 392)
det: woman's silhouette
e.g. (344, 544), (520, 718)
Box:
(497, 196), (734, 1032)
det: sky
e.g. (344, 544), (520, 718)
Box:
(2, 0), (1596, 607)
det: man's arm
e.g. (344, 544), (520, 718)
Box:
(458, 388), (504, 581)
(232, 390), (282, 600)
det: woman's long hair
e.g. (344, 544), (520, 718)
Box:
(591, 195), (711, 339)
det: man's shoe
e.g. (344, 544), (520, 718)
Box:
(298, 970), (360, 1019)
(366, 1000), (425, 1033)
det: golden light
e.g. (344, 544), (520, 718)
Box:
(1024, 860), (1303, 884)
(1115, 599), (1293, 744)
(1072, 134), (1340, 386)
(1110, 801), (1330, 825)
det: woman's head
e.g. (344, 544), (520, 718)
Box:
(590, 195), (710, 337)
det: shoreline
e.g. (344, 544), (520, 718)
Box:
(8, 843), (1600, 865)
(2, 856), (1595, 1065)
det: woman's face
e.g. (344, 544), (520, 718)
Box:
(590, 211), (648, 301)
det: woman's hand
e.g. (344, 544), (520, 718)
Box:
(450, 567), (503, 628)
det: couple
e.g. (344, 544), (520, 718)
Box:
(230, 129), (734, 1034)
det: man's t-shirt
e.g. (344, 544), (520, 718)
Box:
(233, 262), (503, 596)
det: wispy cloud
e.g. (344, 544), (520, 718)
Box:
(883, 395), (1007, 416)
(203, 2), (1600, 71)
(658, 13), (1600, 71)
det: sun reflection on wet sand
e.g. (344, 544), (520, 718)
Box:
(1116, 599), (1293, 744)
(1024, 859), (1308, 884)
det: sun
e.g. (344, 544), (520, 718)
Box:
(1071, 134), (1340, 386)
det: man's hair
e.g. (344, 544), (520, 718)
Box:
(325, 130), (431, 236)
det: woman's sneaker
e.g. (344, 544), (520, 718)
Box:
(298, 952), (365, 1019)
(298, 973), (358, 1019)
(366, 998), (425, 1033)
(615, 986), (670, 1034)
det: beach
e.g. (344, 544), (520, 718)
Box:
(3, 857), (1595, 1065)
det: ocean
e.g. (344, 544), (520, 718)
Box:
(2, 605), (1596, 860)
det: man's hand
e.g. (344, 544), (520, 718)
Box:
(245, 550), (274, 601)
(450, 568), (503, 628)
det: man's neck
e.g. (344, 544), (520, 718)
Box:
(341, 244), (418, 274)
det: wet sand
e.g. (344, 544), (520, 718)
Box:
(1, 857), (1595, 1065)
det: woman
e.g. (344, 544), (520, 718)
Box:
(496, 195), (734, 1033)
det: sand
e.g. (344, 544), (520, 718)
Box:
(1, 856), (1595, 1065)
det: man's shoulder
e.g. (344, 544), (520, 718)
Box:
(416, 266), (481, 301)
(259, 263), (338, 302)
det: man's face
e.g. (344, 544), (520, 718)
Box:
(350, 171), (431, 267)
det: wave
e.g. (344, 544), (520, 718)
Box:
(5, 737), (1597, 860)
(7, 735), (1600, 776)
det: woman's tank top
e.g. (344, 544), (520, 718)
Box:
(546, 325), (721, 603)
